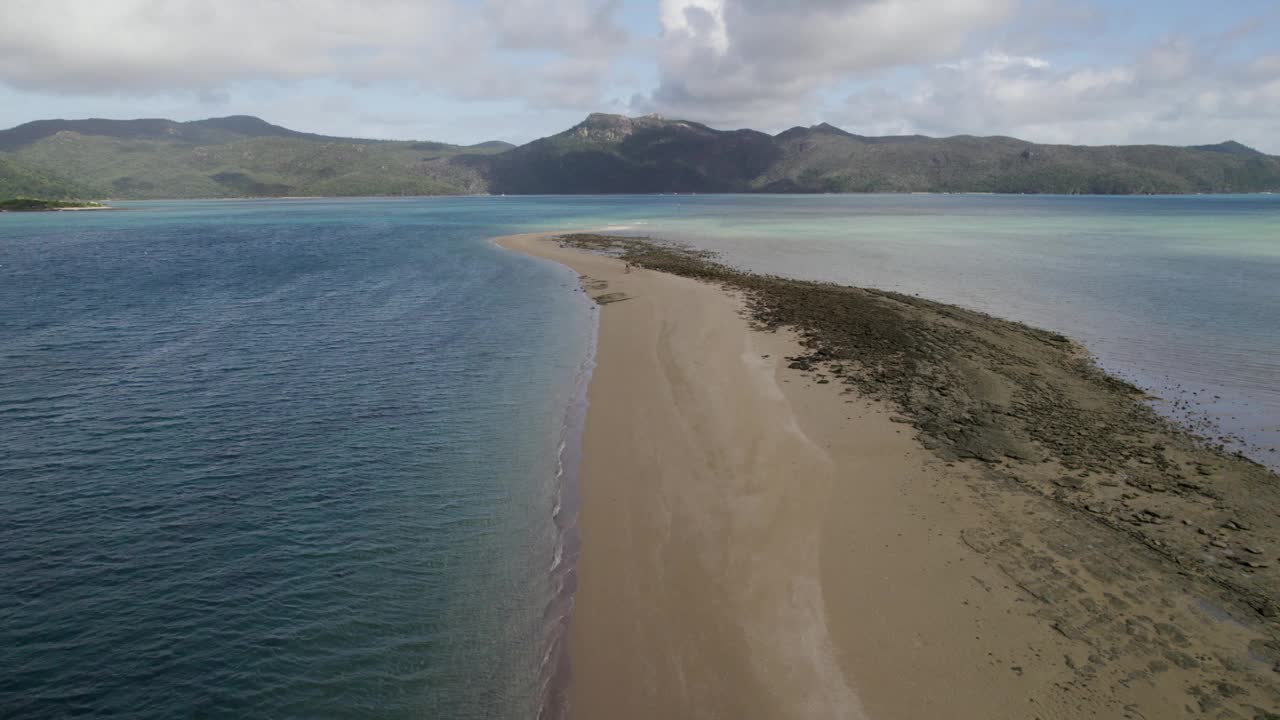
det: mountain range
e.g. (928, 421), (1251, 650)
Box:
(1, 113), (1277, 199)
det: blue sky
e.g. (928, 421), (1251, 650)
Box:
(0, 0), (1276, 151)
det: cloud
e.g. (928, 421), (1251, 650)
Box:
(0, 1), (1275, 151)
(0, 0), (628, 108)
(639, 0), (1017, 126)
(487, 0), (627, 53)
(635, 1), (1278, 152)
(833, 34), (1280, 151)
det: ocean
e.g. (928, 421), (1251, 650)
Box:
(0, 199), (595, 719)
(1, 195), (1276, 717)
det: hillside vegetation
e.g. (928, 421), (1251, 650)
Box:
(0, 155), (96, 199)
(470, 114), (1280, 195)
(1, 113), (1276, 199)
(0, 116), (505, 199)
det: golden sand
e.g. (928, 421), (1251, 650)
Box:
(497, 232), (1278, 719)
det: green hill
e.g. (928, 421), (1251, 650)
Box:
(473, 113), (779, 194)
(469, 114), (1280, 195)
(0, 116), (507, 199)
(0, 113), (1276, 199)
(0, 154), (95, 199)
(759, 125), (1280, 194)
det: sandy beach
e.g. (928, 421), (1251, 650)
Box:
(497, 232), (1280, 719)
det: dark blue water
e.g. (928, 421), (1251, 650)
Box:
(1, 195), (1276, 718)
(0, 199), (594, 718)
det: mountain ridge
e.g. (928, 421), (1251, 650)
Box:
(1, 113), (1276, 199)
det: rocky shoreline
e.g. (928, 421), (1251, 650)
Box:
(0, 198), (110, 212)
(553, 233), (1280, 708)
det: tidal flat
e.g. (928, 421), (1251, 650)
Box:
(516, 231), (1280, 719)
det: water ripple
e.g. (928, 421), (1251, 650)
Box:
(0, 203), (593, 719)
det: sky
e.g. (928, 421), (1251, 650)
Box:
(0, 0), (1277, 152)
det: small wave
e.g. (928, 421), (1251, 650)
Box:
(549, 542), (564, 574)
(536, 290), (598, 720)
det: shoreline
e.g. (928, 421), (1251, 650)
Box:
(535, 286), (596, 720)
(0, 205), (115, 213)
(497, 231), (1280, 719)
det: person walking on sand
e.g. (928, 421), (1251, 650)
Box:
(624, 262), (631, 274)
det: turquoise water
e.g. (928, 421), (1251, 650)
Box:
(1, 195), (1276, 718)
(555, 194), (1280, 465)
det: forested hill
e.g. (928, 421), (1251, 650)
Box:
(468, 113), (1280, 195)
(1, 113), (1276, 200)
(0, 116), (510, 199)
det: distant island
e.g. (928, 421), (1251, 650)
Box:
(1, 113), (1277, 200)
(0, 197), (108, 212)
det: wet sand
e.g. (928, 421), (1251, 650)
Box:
(497, 232), (1280, 719)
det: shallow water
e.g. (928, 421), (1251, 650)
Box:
(1, 194), (1275, 717)
(559, 194), (1280, 466)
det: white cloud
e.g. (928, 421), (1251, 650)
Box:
(636, 2), (1278, 152)
(659, 0), (729, 52)
(833, 36), (1280, 151)
(486, 0), (629, 57)
(0, 0), (628, 109)
(638, 0), (1017, 127)
(0, 2), (442, 91)
(0, 1), (1275, 151)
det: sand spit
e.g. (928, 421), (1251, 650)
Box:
(498, 232), (1280, 720)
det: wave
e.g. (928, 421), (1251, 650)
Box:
(536, 295), (598, 720)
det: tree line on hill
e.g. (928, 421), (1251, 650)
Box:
(1, 113), (1275, 200)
